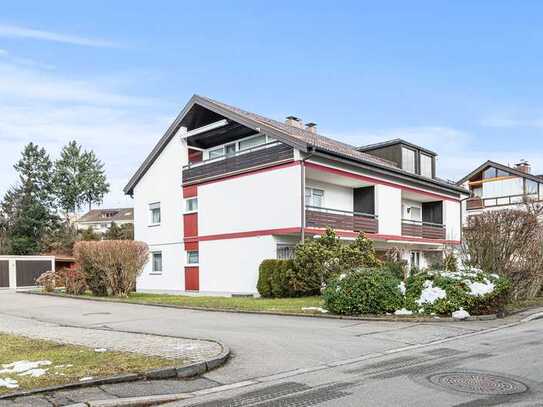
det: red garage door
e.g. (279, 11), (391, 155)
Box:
(184, 267), (199, 291)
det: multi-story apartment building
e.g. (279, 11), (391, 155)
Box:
(124, 95), (468, 295)
(75, 208), (134, 235)
(458, 160), (543, 220)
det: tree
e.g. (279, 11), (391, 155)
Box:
(79, 226), (100, 241)
(104, 222), (134, 240)
(54, 141), (109, 216)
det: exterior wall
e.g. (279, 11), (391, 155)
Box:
(375, 184), (402, 235)
(305, 179), (353, 212)
(443, 200), (461, 241)
(199, 235), (276, 294)
(134, 130), (187, 291)
(198, 164), (301, 236)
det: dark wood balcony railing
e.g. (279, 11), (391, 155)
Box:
(466, 197), (483, 210)
(305, 206), (378, 234)
(183, 141), (293, 184)
(466, 194), (539, 211)
(401, 219), (446, 240)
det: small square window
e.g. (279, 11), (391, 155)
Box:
(152, 252), (162, 273)
(187, 251), (199, 265)
(185, 197), (198, 213)
(149, 203), (161, 225)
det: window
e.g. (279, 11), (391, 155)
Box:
(496, 169), (510, 177)
(152, 252), (162, 273)
(185, 197), (198, 213)
(239, 135), (266, 151)
(149, 203), (161, 225)
(187, 251), (199, 265)
(472, 186), (482, 198)
(410, 251), (421, 269)
(402, 148), (416, 173)
(420, 154), (432, 178)
(208, 147), (224, 159)
(483, 178), (523, 198)
(305, 187), (324, 207)
(483, 167), (497, 179)
(526, 179), (539, 196)
(225, 143), (236, 157)
(277, 245), (295, 260)
(402, 201), (422, 221)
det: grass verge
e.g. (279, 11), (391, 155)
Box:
(505, 296), (543, 314)
(0, 334), (179, 395)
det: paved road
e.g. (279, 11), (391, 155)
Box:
(0, 292), (540, 406)
(165, 318), (543, 406)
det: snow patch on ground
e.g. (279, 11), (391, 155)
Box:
(416, 280), (447, 305)
(0, 378), (18, 389)
(18, 368), (47, 378)
(452, 308), (471, 320)
(79, 377), (94, 381)
(301, 307), (329, 314)
(0, 360), (52, 375)
(94, 348), (107, 353)
(394, 308), (413, 316)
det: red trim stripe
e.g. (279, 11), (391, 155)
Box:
(184, 226), (459, 245)
(305, 161), (460, 202)
(183, 185), (198, 198)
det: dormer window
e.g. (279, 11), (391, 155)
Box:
(402, 147), (416, 174)
(420, 153), (432, 178)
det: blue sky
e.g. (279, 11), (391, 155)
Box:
(1, 1), (543, 208)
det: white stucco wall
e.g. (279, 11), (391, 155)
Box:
(305, 179), (353, 212)
(375, 184), (402, 235)
(199, 235), (276, 294)
(444, 200), (461, 241)
(134, 131), (187, 291)
(198, 165), (301, 236)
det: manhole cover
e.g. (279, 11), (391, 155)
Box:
(429, 372), (528, 395)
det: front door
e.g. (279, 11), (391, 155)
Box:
(185, 267), (199, 291)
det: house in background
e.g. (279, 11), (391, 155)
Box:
(457, 160), (543, 221)
(124, 95), (468, 296)
(75, 208), (134, 234)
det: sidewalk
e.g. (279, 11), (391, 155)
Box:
(0, 314), (226, 406)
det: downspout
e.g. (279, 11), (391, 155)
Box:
(300, 146), (315, 242)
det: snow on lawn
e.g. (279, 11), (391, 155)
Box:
(0, 360), (51, 375)
(416, 280), (446, 305)
(452, 308), (470, 320)
(18, 369), (48, 378)
(466, 279), (495, 296)
(394, 308), (413, 316)
(0, 378), (18, 389)
(301, 307), (329, 313)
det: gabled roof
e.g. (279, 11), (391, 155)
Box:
(77, 208), (134, 223)
(357, 138), (437, 156)
(124, 95), (468, 196)
(457, 160), (543, 185)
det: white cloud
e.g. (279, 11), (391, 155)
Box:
(0, 57), (174, 210)
(0, 23), (118, 48)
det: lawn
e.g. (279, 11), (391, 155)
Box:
(78, 292), (325, 314)
(0, 334), (177, 395)
(505, 296), (543, 313)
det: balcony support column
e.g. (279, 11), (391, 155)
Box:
(375, 184), (401, 235)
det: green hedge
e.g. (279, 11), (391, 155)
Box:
(257, 259), (296, 298)
(323, 268), (403, 315)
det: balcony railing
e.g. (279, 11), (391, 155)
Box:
(305, 205), (378, 234)
(401, 219), (446, 240)
(466, 194), (540, 210)
(182, 141), (293, 184)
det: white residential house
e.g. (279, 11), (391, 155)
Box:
(458, 160), (543, 223)
(124, 95), (468, 296)
(75, 208), (134, 235)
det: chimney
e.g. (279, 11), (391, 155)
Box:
(305, 122), (317, 133)
(515, 159), (531, 174)
(285, 116), (303, 129)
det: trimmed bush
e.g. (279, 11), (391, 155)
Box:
(63, 267), (87, 295)
(323, 268), (403, 315)
(404, 269), (510, 315)
(257, 259), (296, 298)
(74, 240), (149, 297)
(36, 270), (56, 292)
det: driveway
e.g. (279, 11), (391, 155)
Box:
(0, 292), (513, 386)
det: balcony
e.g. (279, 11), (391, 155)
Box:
(401, 219), (446, 240)
(305, 206), (378, 234)
(466, 194), (538, 210)
(183, 141), (294, 184)
(466, 197), (483, 210)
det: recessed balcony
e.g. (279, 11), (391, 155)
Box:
(305, 206), (378, 234)
(401, 219), (446, 240)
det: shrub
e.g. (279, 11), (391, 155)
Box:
(36, 270), (56, 292)
(62, 267), (87, 295)
(404, 269), (510, 315)
(323, 268), (403, 315)
(257, 259), (297, 298)
(74, 240), (149, 297)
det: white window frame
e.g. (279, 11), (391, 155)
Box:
(203, 133), (272, 160)
(187, 251), (199, 266)
(185, 197), (198, 214)
(149, 202), (161, 226)
(420, 153), (432, 178)
(151, 251), (163, 274)
(402, 147), (416, 174)
(305, 187), (325, 208)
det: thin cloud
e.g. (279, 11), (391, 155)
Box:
(0, 23), (118, 48)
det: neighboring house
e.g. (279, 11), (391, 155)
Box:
(75, 208), (134, 234)
(124, 95), (468, 296)
(457, 160), (543, 221)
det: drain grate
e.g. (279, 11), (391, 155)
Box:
(428, 372), (528, 395)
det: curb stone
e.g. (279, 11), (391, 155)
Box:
(0, 342), (230, 401)
(24, 290), (501, 323)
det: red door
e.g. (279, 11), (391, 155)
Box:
(185, 267), (199, 291)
